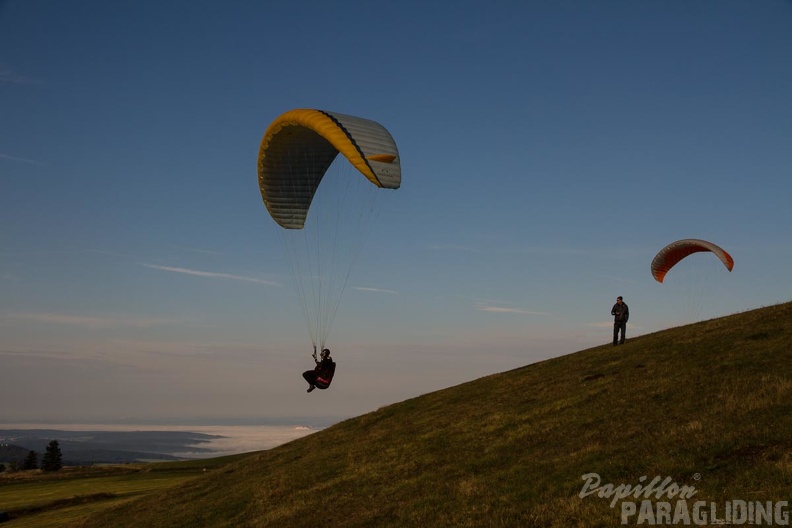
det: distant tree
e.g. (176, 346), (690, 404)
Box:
(23, 450), (38, 470)
(41, 440), (63, 472)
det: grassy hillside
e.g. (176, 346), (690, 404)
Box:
(0, 454), (249, 528)
(70, 302), (792, 527)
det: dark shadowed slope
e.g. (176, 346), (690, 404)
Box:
(71, 302), (792, 528)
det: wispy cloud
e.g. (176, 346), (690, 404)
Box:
(586, 321), (615, 329)
(587, 273), (639, 284)
(508, 246), (592, 256)
(425, 243), (480, 253)
(0, 70), (39, 85)
(142, 263), (280, 286)
(586, 321), (642, 331)
(458, 295), (550, 316)
(353, 286), (398, 294)
(168, 245), (224, 256)
(506, 245), (648, 260)
(7, 312), (179, 329)
(0, 153), (47, 167)
(474, 302), (550, 316)
(426, 242), (646, 260)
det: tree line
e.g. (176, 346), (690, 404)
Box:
(0, 439), (63, 473)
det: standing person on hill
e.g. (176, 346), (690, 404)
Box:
(611, 296), (629, 346)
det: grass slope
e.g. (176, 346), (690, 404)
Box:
(70, 302), (792, 527)
(0, 454), (248, 528)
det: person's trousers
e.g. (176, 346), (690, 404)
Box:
(613, 321), (626, 345)
(303, 370), (318, 386)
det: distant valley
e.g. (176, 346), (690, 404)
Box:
(0, 429), (222, 465)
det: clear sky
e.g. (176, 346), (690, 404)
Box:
(2, 0), (791, 425)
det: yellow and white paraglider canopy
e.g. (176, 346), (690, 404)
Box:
(258, 109), (401, 229)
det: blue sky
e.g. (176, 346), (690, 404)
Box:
(2, 0), (791, 425)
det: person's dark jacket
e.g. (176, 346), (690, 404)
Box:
(315, 357), (334, 378)
(612, 302), (629, 323)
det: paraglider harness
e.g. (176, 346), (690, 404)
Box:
(312, 347), (336, 390)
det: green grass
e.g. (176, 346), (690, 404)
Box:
(20, 302), (792, 527)
(0, 454), (249, 527)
